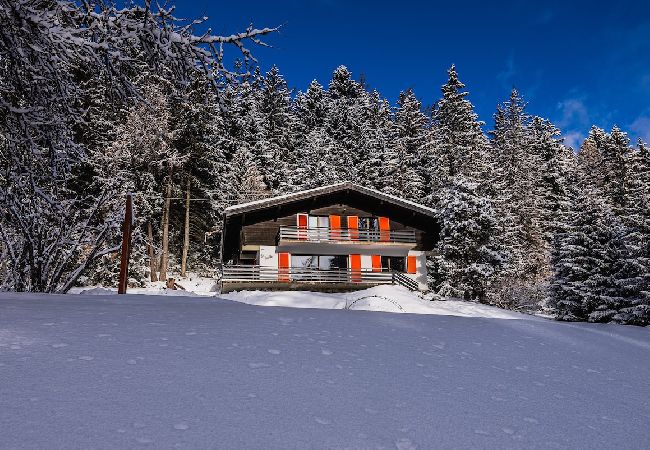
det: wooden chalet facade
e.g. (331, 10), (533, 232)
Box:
(219, 182), (439, 293)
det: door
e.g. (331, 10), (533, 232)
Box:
(349, 254), (361, 282)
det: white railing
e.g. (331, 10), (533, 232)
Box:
(222, 265), (394, 284)
(278, 226), (416, 244)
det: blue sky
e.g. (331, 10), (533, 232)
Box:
(173, 0), (650, 148)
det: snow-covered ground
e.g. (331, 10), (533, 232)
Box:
(72, 280), (525, 320)
(1, 291), (649, 449)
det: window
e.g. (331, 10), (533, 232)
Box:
(291, 255), (317, 268)
(292, 255), (347, 270)
(381, 256), (405, 272)
(317, 216), (329, 228)
(318, 255), (348, 270)
(358, 217), (378, 230)
(308, 216), (318, 229)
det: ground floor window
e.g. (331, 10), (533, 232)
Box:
(381, 256), (405, 272)
(292, 255), (348, 270)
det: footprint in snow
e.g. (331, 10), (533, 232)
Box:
(135, 437), (153, 445)
(321, 349), (333, 356)
(78, 356), (94, 361)
(51, 343), (68, 348)
(267, 349), (281, 355)
(314, 417), (330, 425)
(395, 437), (417, 450)
(523, 417), (539, 424)
(173, 423), (189, 430)
(502, 427), (515, 435)
(127, 359), (137, 365)
(248, 363), (270, 369)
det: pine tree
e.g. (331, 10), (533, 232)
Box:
(549, 190), (618, 321)
(427, 65), (491, 199)
(256, 66), (294, 191)
(434, 175), (504, 302)
(391, 89), (427, 200)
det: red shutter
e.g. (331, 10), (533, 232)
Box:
(349, 254), (361, 282)
(329, 215), (341, 240)
(348, 216), (359, 240)
(407, 255), (417, 274)
(278, 253), (290, 282)
(297, 214), (308, 240)
(379, 217), (390, 242)
(371, 255), (382, 272)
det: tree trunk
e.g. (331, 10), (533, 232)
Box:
(147, 221), (158, 282)
(159, 167), (173, 281)
(180, 178), (191, 278)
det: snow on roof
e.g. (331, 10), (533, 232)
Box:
(223, 182), (437, 217)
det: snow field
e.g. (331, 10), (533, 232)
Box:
(1, 291), (649, 448)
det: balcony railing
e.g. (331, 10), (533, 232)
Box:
(278, 226), (416, 244)
(222, 265), (394, 284)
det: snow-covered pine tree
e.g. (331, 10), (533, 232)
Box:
(389, 89), (427, 200)
(434, 175), (504, 302)
(325, 66), (365, 182)
(357, 91), (397, 192)
(228, 145), (269, 203)
(256, 66), (294, 191)
(296, 80), (328, 132)
(549, 189), (617, 321)
(427, 65), (491, 201)
(530, 117), (576, 241)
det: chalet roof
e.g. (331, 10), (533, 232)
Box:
(223, 182), (437, 218)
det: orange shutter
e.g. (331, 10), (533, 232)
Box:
(379, 217), (390, 242)
(349, 254), (361, 282)
(348, 216), (359, 240)
(278, 253), (290, 282)
(329, 215), (341, 240)
(371, 255), (382, 272)
(407, 255), (417, 274)
(297, 214), (308, 240)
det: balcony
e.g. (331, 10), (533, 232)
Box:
(220, 265), (419, 293)
(277, 226), (416, 245)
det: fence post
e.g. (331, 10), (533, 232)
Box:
(117, 194), (133, 294)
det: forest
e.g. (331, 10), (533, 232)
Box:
(1, 0), (648, 325)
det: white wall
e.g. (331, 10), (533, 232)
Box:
(259, 246), (278, 269)
(360, 255), (373, 270)
(406, 250), (428, 291)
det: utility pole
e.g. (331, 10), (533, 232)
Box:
(118, 193), (134, 294)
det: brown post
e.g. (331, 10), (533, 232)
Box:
(118, 194), (134, 294)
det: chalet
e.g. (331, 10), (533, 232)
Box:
(219, 182), (439, 293)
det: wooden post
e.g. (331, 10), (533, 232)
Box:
(118, 194), (133, 294)
(180, 178), (190, 278)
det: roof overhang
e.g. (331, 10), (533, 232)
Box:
(223, 182), (436, 218)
